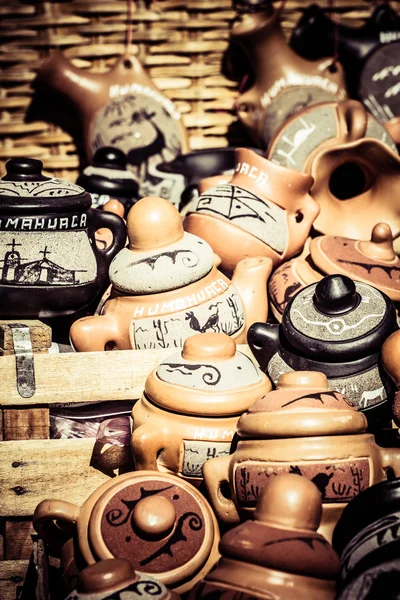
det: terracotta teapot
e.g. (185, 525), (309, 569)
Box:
(248, 274), (398, 428)
(131, 332), (271, 484)
(184, 148), (318, 274)
(332, 478), (400, 599)
(227, 6), (347, 147)
(64, 559), (179, 600)
(268, 99), (400, 239)
(70, 196), (272, 351)
(36, 51), (188, 190)
(190, 473), (339, 600)
(203, 371), (400, 541)
(33, 471), (220, 594)
(0, 157), (126, 318)
(77, 147), (139, 215)
(269, 222), (400, 321)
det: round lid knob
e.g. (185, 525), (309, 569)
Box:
(276, 371), (329, 390)
(359, 222), (396, 262)
(2, 157), (48, 182)
(93, 147), (127, 171)
(77, 559), (136, 593)
(254, 473), (322, 531)
(313, 274), (359, 315)
(133, 496), (176, 538)
(182, 333), (236, 362)
(127, 196), (183, 250)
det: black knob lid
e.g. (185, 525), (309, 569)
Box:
(3, 157), (47, 182)
(234, 0), (272, 13)
(313, 275), (360, 315)
(93, 147), (127, 170)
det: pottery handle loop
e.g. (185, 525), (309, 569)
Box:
(131, 426), (168, 471)
(33, 499), (80, 556)
(88, 208), (126, 264)
(69, 314), (120, 352)
(380, 447), (400, 478)
(337, 100), (368, 142)
(202, 455), (240, 524)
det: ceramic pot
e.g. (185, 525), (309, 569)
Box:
(33, 471), (220, 594)
(333, 479), (400, 599)
(36, 51), (188, 190)
(70, 196), (272, 351)
(0, 157), (126, 318)
(269, 223), (400, 321)
(268, 100), (400, 239)
(381, 330), (400, 426)
(131, 332), (271, 484)
(227, 6), (347, 147)
(64, 558), (179, 600)
(248, 274), (398, 428)
(189, 473), (339, 600)
(184, 148), (317, 273)
(77, 147), (139, 216)
(202, 371), (400, 541)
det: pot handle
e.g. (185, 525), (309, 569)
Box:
(33, 499), (80, 555)
(380, 447), (400, 478)
(88, 208), (126, 265)
(202, 455), (240, 524)
(131, 425), (170, 471)
(69, 314), (121, 352)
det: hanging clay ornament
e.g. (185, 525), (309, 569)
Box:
(36, 51), (188, 194)
(189, 473), (339, 600)
(291, 3), (400, 142)
(183, 148), (318, 274)
(268, 99), (400, 239)
(227, 5), (347, 147)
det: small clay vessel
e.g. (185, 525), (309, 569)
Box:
(268, 99), (400, 239)
(0, 157), (126, 318)
(64, 558), (179, 600)
(33, 471), (220, 594)
(36, 50), (188, 186)
(77, 147), (139, 215)
(131, 332), (271, 483)
(203, 371), (400, 541)
(70, 196), (272, 351)
(269, 223), (400, 321)
(248, 274), (398, 428)
(184, 148), (318, 273)
(227, 6), (347, 146)
(333, 479), (400, 599)
(189, 473), (339, 600)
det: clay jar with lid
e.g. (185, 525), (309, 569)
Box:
(269, 222), (400, 321)
(332, 479), (400, 599)
(33, 471), (219, 594)
(64, 558), (180, 600)
(70, 196), (272, 351)
(248, 274), (398, 429)
(189, 474), (339, 600)
(268, 99), (400, 240)
(0, 157), (126, 318)
(183, 148), (318, 274)
(202, 371), (400, 541)
(131, 332), (271, 484)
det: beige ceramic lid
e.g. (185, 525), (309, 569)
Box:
(109, 196), (214, 294)
(310, 223), (400, 301)
(145, 333), (272, 416)
(238, 371), (367, 438)
(219, 474), (340, 579)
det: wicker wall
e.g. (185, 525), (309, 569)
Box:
(0, 0), (398, 181)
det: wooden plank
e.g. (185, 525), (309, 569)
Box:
(0, 559), (29, 600)
(0, 346), (252, 406)
(0, 438), (112, 517)
(0, 320), (51, 355)
(3, 409), (49, 441)
(4, 519), (34, 560)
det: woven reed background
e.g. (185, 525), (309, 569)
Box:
(0, 0), (399, 181)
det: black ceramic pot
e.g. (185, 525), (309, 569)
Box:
(0, 158), (126, 318)
(248, 274), (398, 428)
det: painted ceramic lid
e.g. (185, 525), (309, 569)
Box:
(145, 333), (271, 416)
(109, 196), (214, 294)
(78, 147), (139, 199)
(282, 274), (397, 361)
(219, 473), (340, 579)
(310, 224), (400, 302)
(88, 472), (217, 587)
(238, 371), (367, 437)
(0, 158), (88, 207)
(65, 559), (173, 600)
